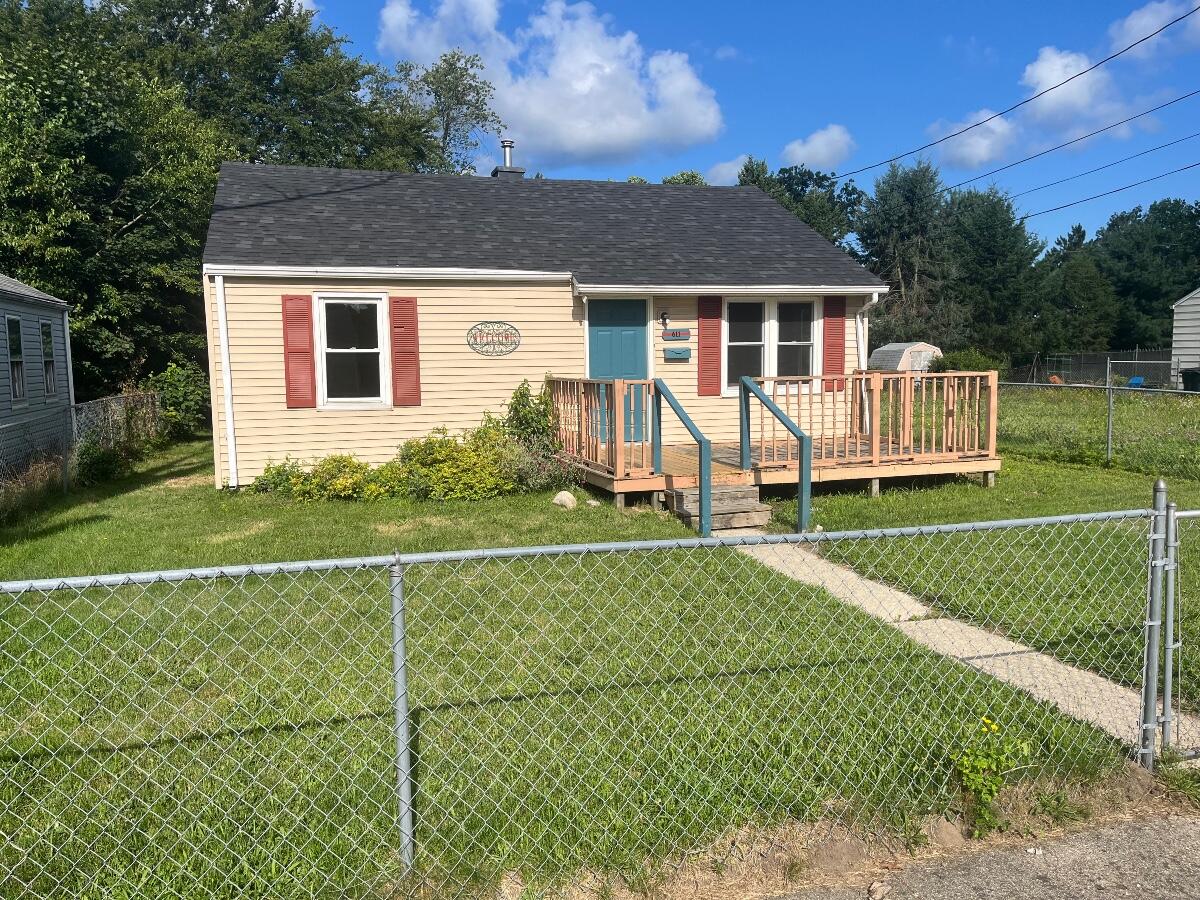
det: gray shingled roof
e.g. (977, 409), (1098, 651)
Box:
(203, 163), (885, 288)
(0, 274), (65, 306)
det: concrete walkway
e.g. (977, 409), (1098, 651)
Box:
(738, 542), (1200, 751)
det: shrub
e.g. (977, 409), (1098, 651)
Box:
(363, 459), (408, 501)
(249, 458), (306, 495)
(503, 379), (557, 449)
(291, 455), (373, 501)
(951, 716), (1032, 837)
(399, 425), (516, 501)
(73, 439), (133, 486)
(929, 348), (1006, 375)
(143, 362), (210, 439)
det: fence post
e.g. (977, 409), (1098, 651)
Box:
(1140, 480), (1168, 771)
(389, 558), (416, 868)
(1161, 501), (1179, 751)
(1106, 359), (1115, 464)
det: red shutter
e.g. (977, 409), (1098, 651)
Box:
(281, 295), (316, 409)
(389, 296), (421, 407)
(697, 296), (722, 397)
(822, 296), (847, 391)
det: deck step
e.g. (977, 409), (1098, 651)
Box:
(676, 507), (773, 532)
(666, 486), (759, 513)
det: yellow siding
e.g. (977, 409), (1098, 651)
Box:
(650, 296), (865, 444)
(210, 277), (583, 485)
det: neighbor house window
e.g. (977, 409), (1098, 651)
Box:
(7, 317), (24, 401)
(317, 295), (387, 404)
(723, 299), (819, 391)
(726, 301), (765, 387)
(40, 321), (57, 397)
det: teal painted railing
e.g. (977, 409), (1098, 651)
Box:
(652, 379), (711, 537)
(738, 376), (812, 532)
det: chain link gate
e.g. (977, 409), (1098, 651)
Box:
(1163, 500), (1199, 761)
(0, 499), (1186, 898)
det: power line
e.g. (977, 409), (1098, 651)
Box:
(1018, 159), (1200, 220)
(1010, 130), (1200, 198)
(832, 3), (1200, 179)
(937, 89), (1200, 194)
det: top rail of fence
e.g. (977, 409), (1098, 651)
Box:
(1000, 381), (1196, 397)
(0, 508), (1157, 594)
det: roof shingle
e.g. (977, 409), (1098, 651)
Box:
(203, 163), (884, 289)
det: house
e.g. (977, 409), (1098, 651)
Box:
(201, 151), (1000, 510)
(1173, 286), (1200, 390)
(0, 274), (74, 472)
(867, 341), (942, 373)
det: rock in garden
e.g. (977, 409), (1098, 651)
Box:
(867, 882), (891, 900)
(586, 499), (600, 508)
(552, 491), (577, 509)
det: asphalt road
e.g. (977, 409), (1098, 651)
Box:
(783, 815), (1200, 899)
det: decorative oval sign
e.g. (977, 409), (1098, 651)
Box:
(466, 321), (521, 357)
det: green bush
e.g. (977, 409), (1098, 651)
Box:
(362, 459), (408, 501)
(74, 439), (132, 486)
(292, 455), (373, 501)
(249, 458), (305, 495)
(399, 425), (516, 501)
(143, 362), (210, 438)
(929, 348), (1005, 375)
(503, 379), (557, 448)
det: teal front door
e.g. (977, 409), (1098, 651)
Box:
(588, 299), (648, 442)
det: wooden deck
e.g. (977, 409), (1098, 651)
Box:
(549, 372), (1002, 498)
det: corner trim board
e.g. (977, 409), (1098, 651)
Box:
(214, 274), (239, 487)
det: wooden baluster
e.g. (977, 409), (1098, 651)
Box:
(987, 371), (999, 457)
(870, 372), (882, 465)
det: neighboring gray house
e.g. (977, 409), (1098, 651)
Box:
(868, 341), (942, 372)
(0, 274), (74, 468)
(1173, 286), (1200, 388)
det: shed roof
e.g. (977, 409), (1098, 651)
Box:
(203, 163), (885, 289)
(868, 341), (941, 370)
(0, 274), (66, 307)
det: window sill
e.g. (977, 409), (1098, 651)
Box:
(317, 401), (393, 412)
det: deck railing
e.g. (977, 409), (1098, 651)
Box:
(549, 378), (654, 478)
(750, 371), (999, 469)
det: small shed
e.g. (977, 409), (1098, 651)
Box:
(1173, 286), (1200, 388)
(868, 341), (942, 372)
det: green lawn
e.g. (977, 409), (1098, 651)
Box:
(0, 439), (1134, 898)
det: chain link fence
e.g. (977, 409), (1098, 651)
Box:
(0, 392), (162, 519)
(998, 382), (1200, 481)
(3, 497), (1196, 897)
(1008, 349), (1174, 387)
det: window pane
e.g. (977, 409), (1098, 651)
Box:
(11, 361), (24, 400)
(778, 303), (813, 343)
(7, 318), (22, 360)
(727, 344), (762, 386)
(727, 302), (764, 344)
(41, 322), (54, 356)
(778, 344), (812, 377)
(325, 303), (379, 350)
(326, 351), (381, 399)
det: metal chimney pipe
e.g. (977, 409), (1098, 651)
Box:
(501, 139), (514, 167)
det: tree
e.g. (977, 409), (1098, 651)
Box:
(856, 161), (958, 345)
(940, 187), (1044, 354)
(626, 175), (648, 184)
(0, 0), (230, 396)
(1089, 199), (1200, 348)
(736, 158), (864, 246)
(661, 170), (707, 185)
(103, 0), (389, 167)
(388, 50), (504, 174)
(1033, 246), (1118, 352)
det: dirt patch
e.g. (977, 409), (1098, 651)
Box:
(372, 517), (454, 536)
(161, 473), (211, 489)
(205, 521), (272, 544)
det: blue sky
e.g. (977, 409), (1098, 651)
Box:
(317, 0), (1200, 243)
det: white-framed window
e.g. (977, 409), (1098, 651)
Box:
(40, 320), (57, 397)
(315, 293), (390, 406)
(722, 298), (821, 394)
(6, 316), (25, 402)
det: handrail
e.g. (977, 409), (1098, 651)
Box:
(652, 379), (712, 537)
(739, 376), (812, 531)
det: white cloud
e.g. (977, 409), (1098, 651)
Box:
(1108, 1), (1200, 59)
(927, 108), (1017, 168)
(714, 45), (739, 61)
(377, 0), (723, 167)
(705, 154), (748, 185)
(780, 124), (856, 170)
(1020, 46), (1126, 131)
